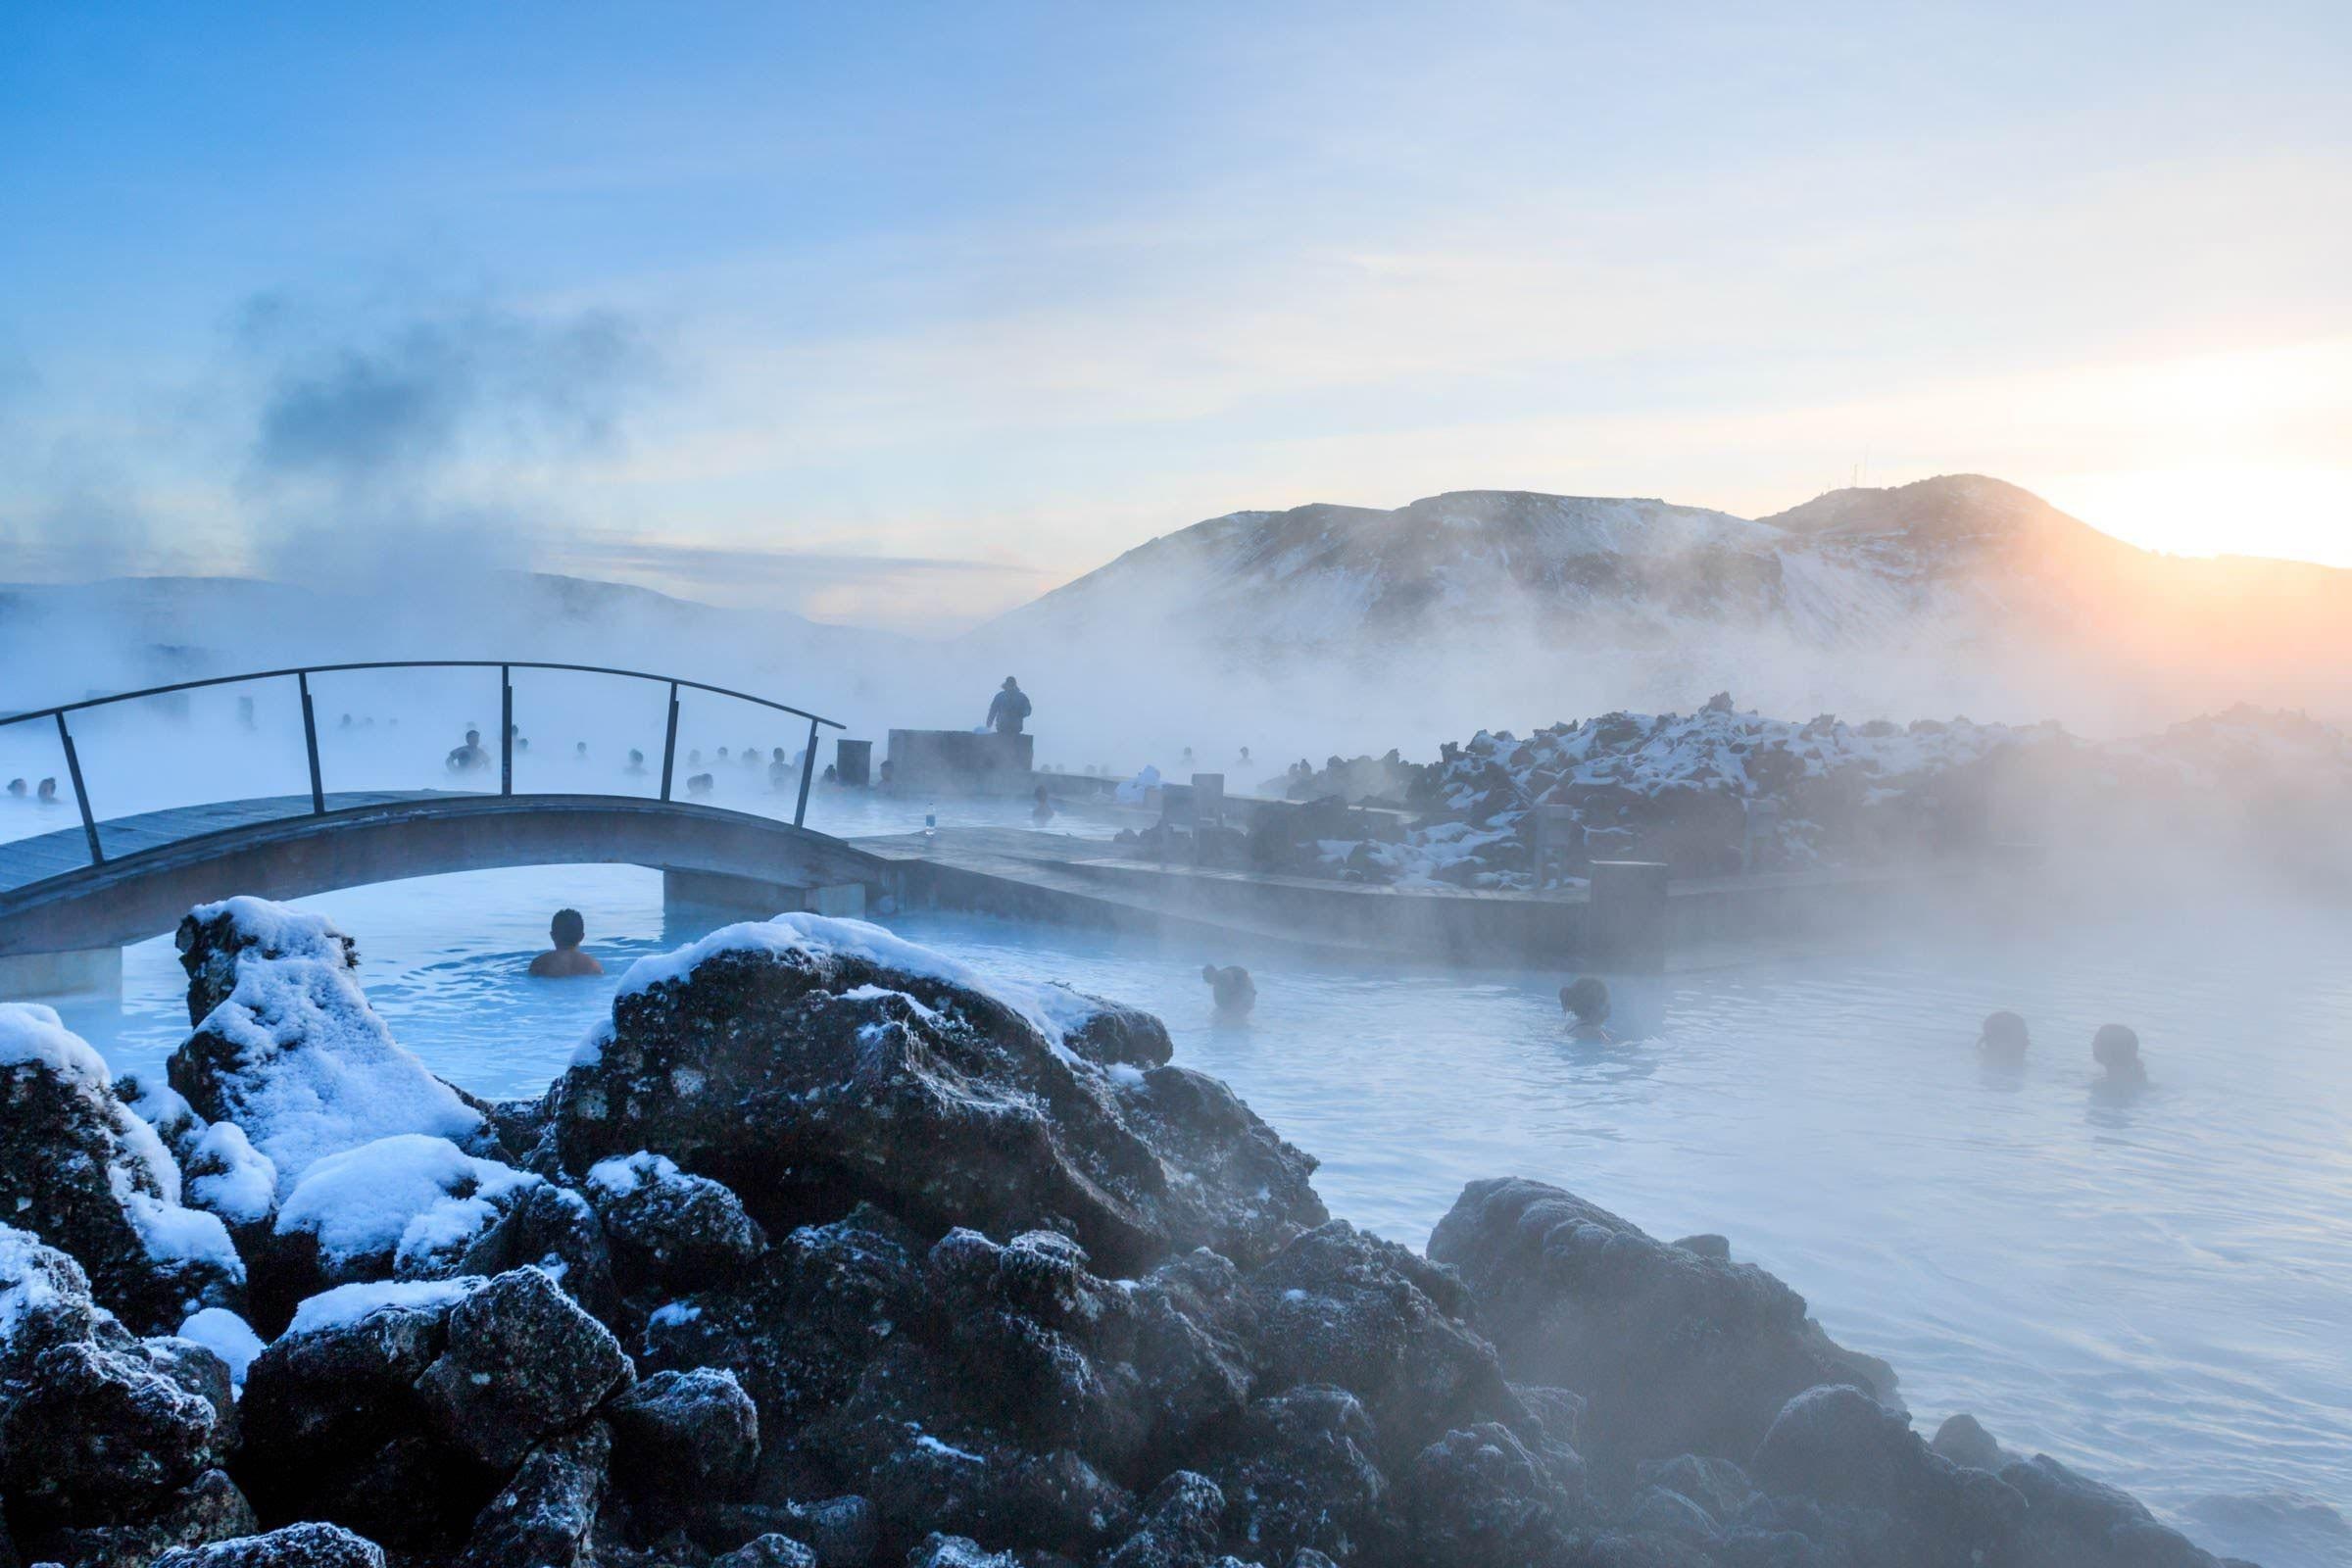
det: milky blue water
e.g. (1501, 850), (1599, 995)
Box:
(43, 856), (2352, 1566)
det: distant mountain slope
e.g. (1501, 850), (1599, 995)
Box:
(970, 474), (2352, 733)
(986, 490), (1799, 656)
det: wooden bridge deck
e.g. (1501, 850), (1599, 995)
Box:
(0, 791), (459, 894)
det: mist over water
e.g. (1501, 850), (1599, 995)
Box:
(7, 532), (2351, 1568)
(48, 863), (2351, 1564)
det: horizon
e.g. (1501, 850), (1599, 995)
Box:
(5, 4), (2348, 634)
(8, 469), (2344, 639)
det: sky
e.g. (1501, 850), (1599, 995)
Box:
(1, 1), (2347, 633)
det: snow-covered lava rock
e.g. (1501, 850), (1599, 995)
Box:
(1262, 699), (2352, 891)
(0, 899), (2262, 1568)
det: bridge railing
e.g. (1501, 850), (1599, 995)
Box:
(0, 661), (846, 866)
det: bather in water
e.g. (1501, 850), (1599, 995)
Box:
(2092, 1023), (2147, 1086)
(445, 728), (491, 774)
(1978, 1009), (2031, 1066)
(1560, 975), (1615, 1042)
(527, 907), (605, 979)
(1203, 963), (1255, 1018)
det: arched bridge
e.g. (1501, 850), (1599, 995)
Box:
(0, 662), (882, 974)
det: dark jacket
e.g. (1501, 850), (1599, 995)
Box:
(986, 687), (1032, 735)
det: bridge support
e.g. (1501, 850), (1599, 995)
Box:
(662, 868), (868, 929)
(0, 945), (122, 1004)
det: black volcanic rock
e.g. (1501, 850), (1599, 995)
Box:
(540, 922), (1324, 1276)
(416, 1266), (634, 1470)
(153, 1522), (388, 1568)
(608, 1367), (760, 1503)
(1208, 1385), (1394, 1565)
(1245, 1219), (1523, 1469)
(0, 1338), (224, 1528)
(587, 1152), (766, 1296)
(460, 1419), (612, 1568)
(0, 1006), (243, 1332)
(1428, 1177), (1873, 1484)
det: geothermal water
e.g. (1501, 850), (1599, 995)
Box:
(45, 854), (2352, 1565)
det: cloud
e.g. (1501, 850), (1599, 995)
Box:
(545, 532), (1053, 631)
(238, 293), (659, 490)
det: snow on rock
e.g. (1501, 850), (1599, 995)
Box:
(178, 1305), (268, 1385)
(185, 1120), (279, 1228)
(0, 1003), (245, 1334)
(176, 897), (357, 1024)
(0, 1220), (99, 1364)
(550, 915), (1317, 1276)
(282, 1275), (485, 1339)
(1114, 764), (1161, 806)
(168, 899), (487, 1195)
(1281, 700), (2352, 889)
(615, 912), (1127, 1056)
(273, 1133), (542, 1278)
(586, 1151), (764, 1295)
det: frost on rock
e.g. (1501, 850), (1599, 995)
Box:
(586, 1150), (765, 1294)
(0, 1003), (245, 1333)
(167, 899), (487, 1194)
(549, 915), (1320, 1275)
(0, 1220), (101, 1367)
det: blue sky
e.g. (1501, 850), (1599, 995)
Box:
(3, 1), (2347, 629)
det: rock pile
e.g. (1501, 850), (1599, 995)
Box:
(1287, 700), (2352, 889)
(0, 899), (2256, 1567)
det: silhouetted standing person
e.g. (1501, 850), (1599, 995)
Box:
(987, 676), (1032, 736)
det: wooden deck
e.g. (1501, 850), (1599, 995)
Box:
(0, 791), (453, 894)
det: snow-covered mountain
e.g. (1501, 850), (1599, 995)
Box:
(972, 475), (2352, 731)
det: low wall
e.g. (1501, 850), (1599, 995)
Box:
(887, 730), (1035, 797)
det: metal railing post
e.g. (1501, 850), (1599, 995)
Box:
(793, 716), (819, 828)
(55, 712), (103, 865)
(500, 666), (514, 797)
(298, 673), (325, 814)
(660, 683), (680, 802)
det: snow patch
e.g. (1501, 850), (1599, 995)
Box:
(177, 1305), (266, 1384)
(586, 1150), (678, 1200)
(275, 1134), (538, 1271)
(192, 930), (483, 1193)
(285, 1275), (485, 1338)
(616, 913), (1111, 1051)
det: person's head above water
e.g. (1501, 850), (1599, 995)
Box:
(5, 779), (23, 797)
(1559, 976), (1611, 1024)
(550, 908), (587, 950)
(1979, 1009), (2030, 1058)
(2092, 1023), (2143, 1077)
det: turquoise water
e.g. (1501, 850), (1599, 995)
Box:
(47, 861), (2352, 1565)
